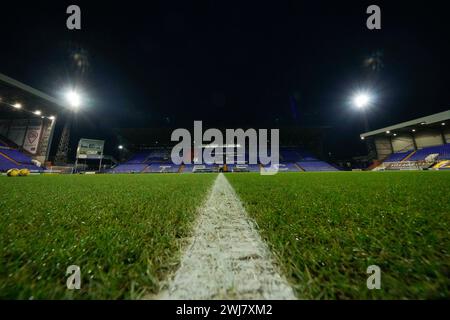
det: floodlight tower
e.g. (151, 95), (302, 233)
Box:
(54, 90), (81, 165)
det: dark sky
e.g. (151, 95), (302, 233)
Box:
(1, 1), (449, 158)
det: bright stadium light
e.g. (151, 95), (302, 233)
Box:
(65, 90), (81, 109)
(49, 115), (56, 120)
(34, 110), (42, 116)
(352, 92), (372, 109)
(118, 145), (124, 150)
(13, 103), (22, 109)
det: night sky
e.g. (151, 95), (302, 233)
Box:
(1, 1), (449, 158)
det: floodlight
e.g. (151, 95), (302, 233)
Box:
(352, 92), (372, 109)
(34, 110), (42, 116)
(65, 90), (81, 109)
(118, 145), (124, 150)
(13, 103), (22, 109)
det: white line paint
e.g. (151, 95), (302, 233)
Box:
(161, 173), (296, 300)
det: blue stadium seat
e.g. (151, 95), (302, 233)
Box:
(408, 144), (450, 161)
(110, 164), (147, 173)
(0, 148), (43, 172)
(145, 163), (180, 173)
(384, 150), (413, 162)
(297, 161), (338, 172)
(261, 163), (301, 172)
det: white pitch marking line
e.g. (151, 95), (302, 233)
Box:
(161, 173), (296, 300)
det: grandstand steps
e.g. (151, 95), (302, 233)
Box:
(402, 150), (416, 162)
(0, 151), (21, 166)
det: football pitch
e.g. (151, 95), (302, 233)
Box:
(0, 174), (216, 299)
(1, 171), (449, 299)
(226, 171), (450, 299)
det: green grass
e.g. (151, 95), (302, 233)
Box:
(226, 171), (450, 299)
(0, 173), (216, 299)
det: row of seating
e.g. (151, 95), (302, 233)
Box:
(0, 147), (43, 172)
(378, 143), (450, 171)
(110, 148), (339, 173)
(409, 144), (450, 161)
(297, 161), (339, 172)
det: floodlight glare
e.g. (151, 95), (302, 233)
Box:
(13, 103), (22, 109)
(49, 116), (56, 120)
(118, 145), (124, 150)
(352, 92), (372, 109)
(34, 110), (42, 116)
(65, 90), (81, 109)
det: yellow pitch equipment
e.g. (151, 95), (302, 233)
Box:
(6, 168), (20, 177)
(19, 168), (30, 176)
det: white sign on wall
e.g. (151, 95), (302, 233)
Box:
(23, 125), (43, 154)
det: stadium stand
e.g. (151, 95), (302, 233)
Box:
(260, 162), (301, 172)
(277, 147), (338, 172)
(110, 146), (338, 174)
(109, 149), (173, 173)
(0, 147), (43, 172)
(146, 149), (170, 161)
(193, 164), (219, 173)
(227, 164), (261, 172)
(110, 163), (147, 173)
(297, 161), (339, 172)
(361, 110), (450, 171)
(408, 144), (450, 161)
(376, 144), (450, 171)
(383, 150), (413, 162)
(143, 163), (180, 173)
(125, 152), (151, 164)
(1, 148), (34, 164)
(277, 163), (302, 172)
